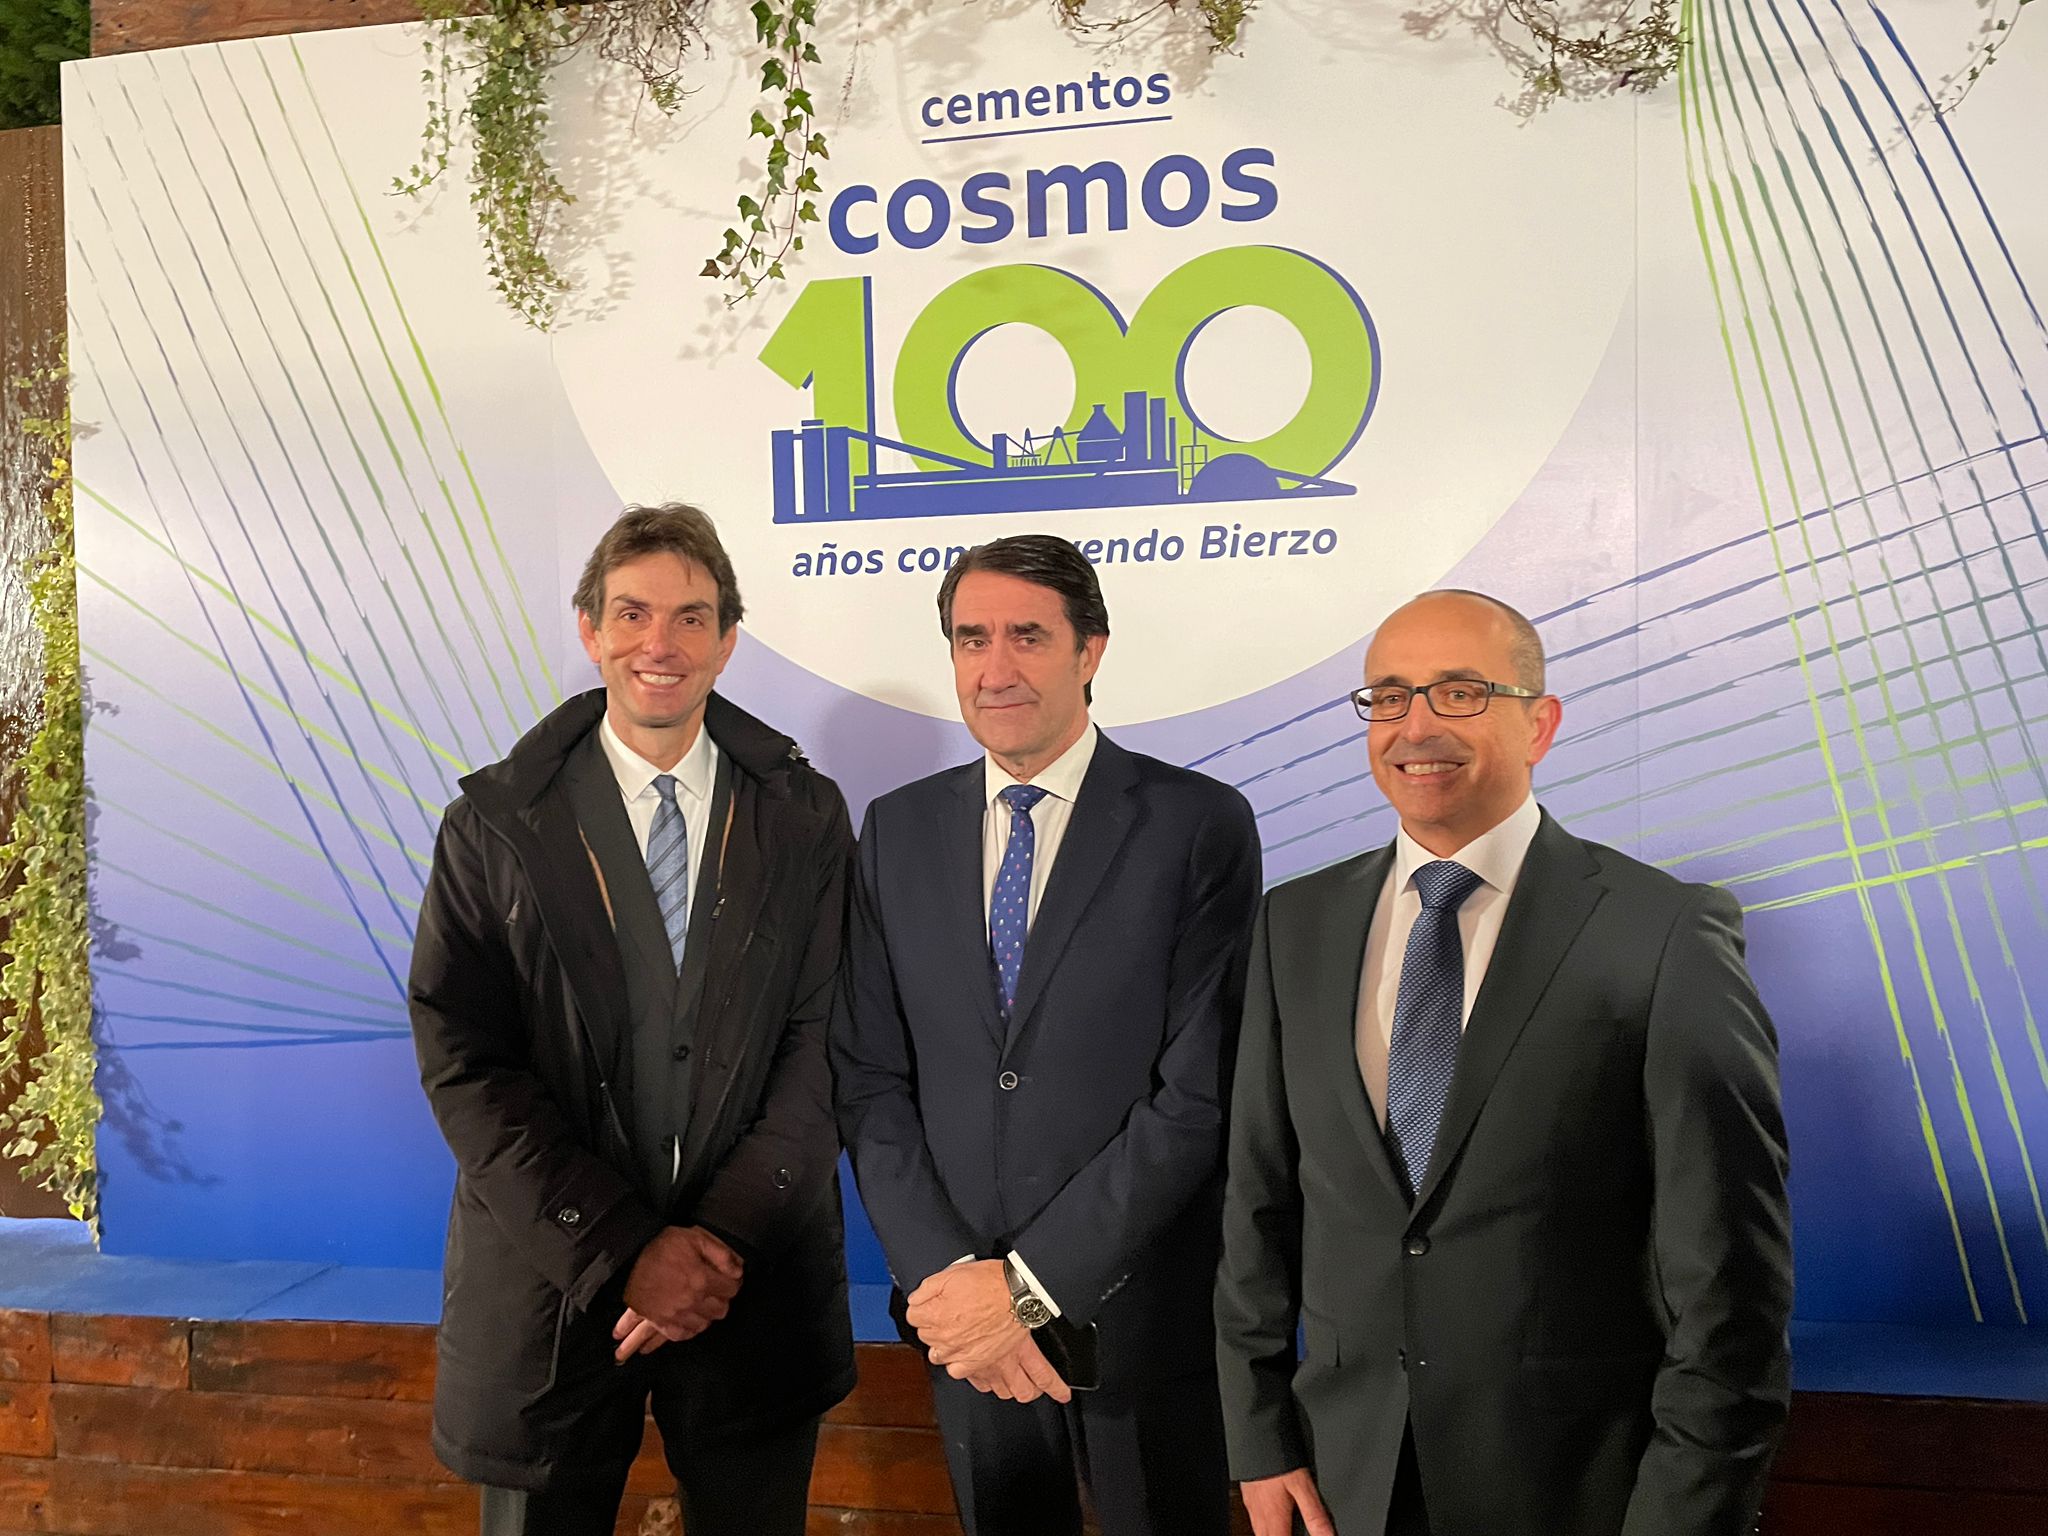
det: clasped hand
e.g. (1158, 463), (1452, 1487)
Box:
(613, 1225), (743, 1361)
(905, 1260), (1071, 1404)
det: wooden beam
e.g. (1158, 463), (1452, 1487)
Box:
(93, 1), (430, 58)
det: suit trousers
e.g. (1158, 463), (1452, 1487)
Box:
(1384, 1424), (1432, 1536)
(478, 1404), (818, 1536)
(930, 1362), (1230, 1536)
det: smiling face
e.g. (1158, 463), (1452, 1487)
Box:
(1364, 592), (1561, 856)
(577, 551), (737, 768)
(949, 570), (1106, 781)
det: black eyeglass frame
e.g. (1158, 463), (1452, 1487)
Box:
(1349, 678), (1544, 723)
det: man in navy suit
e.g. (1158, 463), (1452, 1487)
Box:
(832, 534), (1263, 1536)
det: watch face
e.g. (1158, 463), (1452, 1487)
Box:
(1015, 1296), (1054, 1330)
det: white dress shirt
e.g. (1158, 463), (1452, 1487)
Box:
(598, 711), (719, 874)
(965, 721), (1099, 1316)
(981, 722), (1098, 926)
(1356, 795), (1542, 1128)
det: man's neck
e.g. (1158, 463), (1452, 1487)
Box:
(607, 701), (705, 773)
(992, 714), (1091, 784)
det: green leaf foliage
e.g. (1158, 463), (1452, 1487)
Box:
(0, 361), (100, 1222)
(0, 0), (88, 129)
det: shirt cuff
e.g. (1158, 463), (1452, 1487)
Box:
(1006, 1249), (1062, 1318)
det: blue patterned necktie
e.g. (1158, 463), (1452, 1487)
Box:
(989, 784), (1049, 1021)
(646, 774), (690, 971)
(1385, 859), (1484, 1201)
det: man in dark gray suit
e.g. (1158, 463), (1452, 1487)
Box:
(1215, 590), (1793, 1536)
(834, 535), (1262, 1536)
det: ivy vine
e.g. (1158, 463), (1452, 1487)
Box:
(1053, 1), (1258, 49)
(701, 1), (827, 303)
(1936, 0), (2034, 116)
(1, 361), (98, 1224)
(1404, 0), (1684, 115)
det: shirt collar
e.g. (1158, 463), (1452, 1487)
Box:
(599, 711), (717, 806)
(984, 721), (1099, 811)
(1393, 793), (1541, 896)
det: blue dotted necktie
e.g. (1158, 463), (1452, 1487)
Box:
(1385, 859), (1484, 1201)
(645, 774), (690, 971)
(989, 784), (1049, 1021)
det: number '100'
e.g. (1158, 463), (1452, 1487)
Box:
(759, 248), (1379, 484)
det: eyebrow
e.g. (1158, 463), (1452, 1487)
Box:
(611, 594), (713, 615)
(951, 621), (1053, 640)
(1365, 667), (1490, 688)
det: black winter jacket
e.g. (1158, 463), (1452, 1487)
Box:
(409, 689), (856, 1490)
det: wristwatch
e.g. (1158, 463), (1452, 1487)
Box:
(1002, 1256), (1054, 1330)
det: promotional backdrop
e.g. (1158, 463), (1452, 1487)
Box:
(62, 0), (2048, 1335)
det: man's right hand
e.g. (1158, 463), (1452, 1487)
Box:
(619, 1225), (744, 1349)
(1242, 1467), (1336, 1536)
(960, 1332), (1072, 1405)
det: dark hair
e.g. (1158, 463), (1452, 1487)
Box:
(937, 534), (1110, 644)
(937, 534), (1110, 704)
(572, 503), (744, 633)
(1435, 588), (1546, 692)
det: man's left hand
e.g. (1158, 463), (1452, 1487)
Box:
(905, 1259), (1022, 1374)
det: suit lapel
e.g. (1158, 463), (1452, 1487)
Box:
(1006, 735), (1138, 1047)
(1291, 845), (1408, 1201)
(1412, 811), (1603, 1214)
(939, 765), (1006, 1046)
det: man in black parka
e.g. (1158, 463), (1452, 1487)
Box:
(409, 503), (855, 1536)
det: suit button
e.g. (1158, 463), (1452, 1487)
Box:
(557, 1206), (582, 1228)
(772, 1167), (792, 1189)
(998, 1071), (1019, 1091)
(672, 1043), (691, 1061)
(1404, 1236), (1429, 1257)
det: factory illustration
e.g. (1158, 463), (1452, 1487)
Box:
(769, 389), (1354, 523)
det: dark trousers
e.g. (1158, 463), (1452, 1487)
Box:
(930, 1363), (1231, 1536)
(1383, 1423), (1432, 1536)
(478, 1408), (819, 1536)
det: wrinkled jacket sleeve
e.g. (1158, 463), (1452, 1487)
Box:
(690, 786), (856, 1264)
(831, 801), (983, 1291)
(409, 801), (664, 1312)
(1622, 885), (1794, 1536)
(1213, 891), (1310, 1480)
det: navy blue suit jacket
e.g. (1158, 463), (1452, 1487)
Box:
(832, 732), (1262, 1387)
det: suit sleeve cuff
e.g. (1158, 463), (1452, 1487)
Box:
(1006, 1249), (1062, 1318)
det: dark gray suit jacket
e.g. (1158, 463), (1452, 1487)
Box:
(1215, 810), (1793, 1536)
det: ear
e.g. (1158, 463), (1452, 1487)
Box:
(711, 622), (741, 678)
(1077, 632), (1108, 685)
(577, 607), (602, 666)
(1525, 694), (1563, 767)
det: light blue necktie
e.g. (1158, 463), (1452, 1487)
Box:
(1385, 859), (1484, 1201)
(646, 774), (690, 971)
(989, 784), (1049, 1021)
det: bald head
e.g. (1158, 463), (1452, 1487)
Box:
(1386, 590), (1545, 692)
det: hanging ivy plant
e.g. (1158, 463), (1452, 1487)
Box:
(700, 0), (827, 302)
(0, 361), (99, 1225)
(399, 0), (1271, 324)
(1403, 0), (1684, 115)
(1054, 1), (1257, 49)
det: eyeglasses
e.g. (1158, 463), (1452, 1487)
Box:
(1350, 678), (1543, 723)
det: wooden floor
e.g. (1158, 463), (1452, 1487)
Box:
(1, 1309), (2043, 1534)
